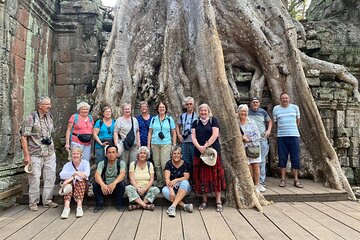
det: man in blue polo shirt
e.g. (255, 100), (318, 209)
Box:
(273, 93), (303, 188)
(248, 97), (272, 191)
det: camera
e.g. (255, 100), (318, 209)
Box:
(158, 132), (165, 140)
(182, 129), (191, 139)
(41, 137), (52, 145)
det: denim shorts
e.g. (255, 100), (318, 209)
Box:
(161, 180), (191, 201)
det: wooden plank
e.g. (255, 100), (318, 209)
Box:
(338, 200), (360, 211)
(263, 204), (316, 240)
(301, 180), (332, 194)
(7, 207), (61, 240)
(57, 206), (103, 240)
(161, 207), (183, 240)
(274, 202), (342, 240)
(181, 208), (209, 240)
(0, 185), (22, 200)
(109, 208), (143, 240)
(200, 208), (235, 240)
(306, 202), (360, 232)
(83, 207), (122, 240)
(221, 207), (261, 239)
(292, 202), (360, 239)
(324, 201), (360, 221)
(32, 207), (84, 240)
(135, 207), (162, 240)
(239, 208), (289, 240)
(0, 205), (27, 224)
(0, 207), (47, 239)
(265, 178), (298, 195)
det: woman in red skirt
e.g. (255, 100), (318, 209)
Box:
(191, 103), (226, 212)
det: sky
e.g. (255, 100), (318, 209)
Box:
(101, 0), (117, 7)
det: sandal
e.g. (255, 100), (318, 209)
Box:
(145, 204), (155, 211)
(128, 204), (141, 211)
(198, 202), (207, 211)
(279, 179), (286, 187)
(294, 180), (303, 188)
(216, 202), (223, 212)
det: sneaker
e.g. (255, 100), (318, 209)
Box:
(93, 206), (104, 213)
(44, 201), (58, 208)
(183, 204), (193, 213)
(29, 203), (38, 212)
(255, 186), (260, 194)
(167, 205), (176, 217)
(257, 185), (266, 193)
(76, 207), (83, 218)
(61, 208), (70, 219)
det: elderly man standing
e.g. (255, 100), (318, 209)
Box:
(273, 93), (303, 188)
(248, 97), (272, 192)
(176, 97), (198, 169)
(20, 96), (58, 211)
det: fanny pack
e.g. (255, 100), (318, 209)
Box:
(74, 133), (92, 143)
(245, 146), (260, 158)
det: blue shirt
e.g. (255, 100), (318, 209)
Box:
(136, 115), (153, 146)
(149, 115), (176, 144)
(248, 108), (270, 134)
(273, 104), (300, 137)
(94, 119), (115, 149)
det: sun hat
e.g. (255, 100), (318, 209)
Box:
(24, 162), (33, 173)
(200, 147), (217, 166)
(59, 183), (73, 196)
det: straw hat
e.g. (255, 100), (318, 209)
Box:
(24, 162), (33, 174)
(59, 183), (73, 196)
(200, 147), (217, 166)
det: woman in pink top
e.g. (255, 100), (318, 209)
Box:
(65, 102), (94, 161)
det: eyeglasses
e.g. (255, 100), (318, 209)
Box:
(185, 103), (193, 106)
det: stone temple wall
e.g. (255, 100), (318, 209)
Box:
(0, 0), (359, 192)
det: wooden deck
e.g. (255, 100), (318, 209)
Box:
(1, 200), (360, 239)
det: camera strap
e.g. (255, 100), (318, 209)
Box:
(37, 110), (50, 138)
(182, 112), (194, 134)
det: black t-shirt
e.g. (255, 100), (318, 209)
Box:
(164, 160), (190, 181)
(192, 117), (221, 157)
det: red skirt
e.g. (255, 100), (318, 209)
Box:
(193, 155), (226, 194)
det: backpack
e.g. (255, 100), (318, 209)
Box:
(134, 160), (151, 174)
(101, 158), (121, 183)
(151, 116), (171, 129)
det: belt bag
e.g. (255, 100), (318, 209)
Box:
(245, 146), (260, 158)
(77, 134), (92, 143)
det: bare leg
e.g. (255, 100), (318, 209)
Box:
(252, 163), (260, 186)
(280, 168), (286, 180)
(215, 191), (222, 204)
(76, 200), (82, 208)
(171, 189), (187, 208)
(64, 200), (70, 208)
(293, 169), (299, 181)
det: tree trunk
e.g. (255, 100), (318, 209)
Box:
(93, 0), (357, 210)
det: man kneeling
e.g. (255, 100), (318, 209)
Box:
(93, 145), (126, 212)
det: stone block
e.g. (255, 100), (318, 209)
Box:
(13, 39), (26, 59)
(15, 24), (27, 42)
(345, 110), (359, 127)
(342, 167), (354, 181)
(333, 89), (348, 101)
(338, 154), (349, 166)
(59, 50), (72, 63)
(297, 39), (306, 50)
(317, 88), (333, 100)
(74, 84), (88, 96)
(335, 110), (345, 128)
(306, 77), (320, 86)
(306, 40), (321, 50)
(349, 156), (360, 168)
(57, 35), (77, 50)
(16, 7), (29, 28)
(348, 137), (359, 156)
(54, 85), (74, 98)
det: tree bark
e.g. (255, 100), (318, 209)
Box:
(94, 0), (357, 209)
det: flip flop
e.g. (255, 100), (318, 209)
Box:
(294, 180), (303, 188)
(279, 179), (286, 187)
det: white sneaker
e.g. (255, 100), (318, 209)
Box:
(183, 204), (193, 213)
(61, 208), (70, 219)
(257, 185), (266, 193)
(76, 207), (84, 218)
(255, 187), (260, 194)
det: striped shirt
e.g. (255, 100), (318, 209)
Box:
(273, 104), (300, 137)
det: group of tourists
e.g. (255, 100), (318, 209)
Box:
(20, 92), (302, 219)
